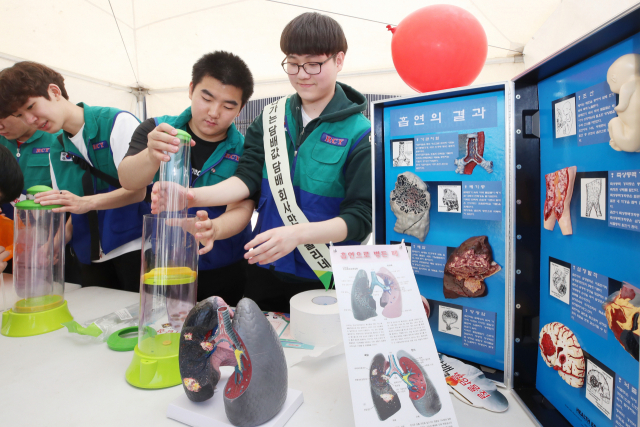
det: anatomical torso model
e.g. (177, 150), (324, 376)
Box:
(607, 53), (640, 153)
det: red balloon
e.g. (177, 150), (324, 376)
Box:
(389, 5), (488, 93)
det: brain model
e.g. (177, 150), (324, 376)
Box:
(539, 322), (585, 388)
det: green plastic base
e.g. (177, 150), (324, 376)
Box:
(125, 333), (181, 389)
(1, 300), (73, 337)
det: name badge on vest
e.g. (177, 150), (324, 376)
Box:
(32, 147), (50, 154)
(92, 141), (107, 150)
(320, 132), (348, 147)
(60, 152), (73, 162)
(224, 153), (240, 162)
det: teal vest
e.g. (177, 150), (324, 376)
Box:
(255, 97), (371, 279)
(0, 131), (56, 219)
(49, 103), (148, 264)
(155, 107), (251, 270)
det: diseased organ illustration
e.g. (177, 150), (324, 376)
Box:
(555, 101), (575, 137)
(606, 53), (640, 153)
(179, 296), (288, 427)
(393, 140), (412, 167)
(538, 322), (585, 388)
(587, 370), (611, 404)
(454, 132), (493, 175)
(585, 179), (603, 218)
(602, 282), (640, 361)
(543, 166), (577, 235)
(552, 266), (568, 297)
(442, 188), (459, 212)
(351, 268), (402, 321)
(443, 236), (501, 299)
(390, 172), (431, 242)
(441, 310), (459, 331)
(370, 351), (441, 420)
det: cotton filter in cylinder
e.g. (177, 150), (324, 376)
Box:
(290, 289), (342, 347)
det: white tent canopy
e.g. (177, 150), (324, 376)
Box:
(1, 0), (638, 118)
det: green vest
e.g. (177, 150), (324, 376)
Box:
(154, 107), (244, 188)
(262, 97), (371, 197)
(49, 103), (147, 265)
(0, 130), (55, 189)
(49, 103), (126, 196)
(255, 96), (371, 279)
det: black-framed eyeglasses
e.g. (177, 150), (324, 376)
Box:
(281, 53), (337, 75)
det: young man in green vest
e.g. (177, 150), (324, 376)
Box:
(0, 61), (148, 291)
(118, 51), (255, 306)
(0, 115), (56, 219)
(151, 13), (372, 312)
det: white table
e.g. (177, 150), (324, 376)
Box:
(0, 287), (539, 426)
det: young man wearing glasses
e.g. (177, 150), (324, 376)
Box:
(151, 12), (372, 312)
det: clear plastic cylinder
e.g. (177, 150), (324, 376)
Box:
(13, 207), (66, 313)
(138, 213), (198, 356)
(158, 129), (191, 215)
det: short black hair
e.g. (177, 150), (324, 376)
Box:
(280, 12), (348, 56)
(0, 144), (23, 204)
(191, 51), (254, 106)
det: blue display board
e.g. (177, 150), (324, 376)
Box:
(537, 31), (640, 427)
(381, 89), (507, 372)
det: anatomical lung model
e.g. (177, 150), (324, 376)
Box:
(606, 53), (640, 152)
(443, 236), (501, 299)
(351, 268), (402, 321)
(539, 322), (585, 388)
(454, 132), (493, 175)
(603, 283), (640, 361)
(370, 351), (441, 420)
(179, 296), (288, 427)
(543, 166), (577, 235)
(390, 172), (431, 242)
(585, 179), (603, 218)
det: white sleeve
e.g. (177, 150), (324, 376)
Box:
(111, 112), (141, 170)
(49, 153), (59, 191)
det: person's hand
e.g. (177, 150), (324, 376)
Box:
(244, 225), (301, 265)
(150, 181), (195, 214)
(192, 210), (218, 255)
(163, 211), (217, 255)
(146, 123), (196, 164)
(0, 245), (9, 273)
(34, 190), (93, 214)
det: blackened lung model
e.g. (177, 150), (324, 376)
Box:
(454, 132), (493, 175)
(369, 351), (441, 420)
(585, 179), (603, 218)
(179, 297), (288, 427)
(351, 268), (402, 321)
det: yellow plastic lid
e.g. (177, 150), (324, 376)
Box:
(143, 267), (197, 285)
